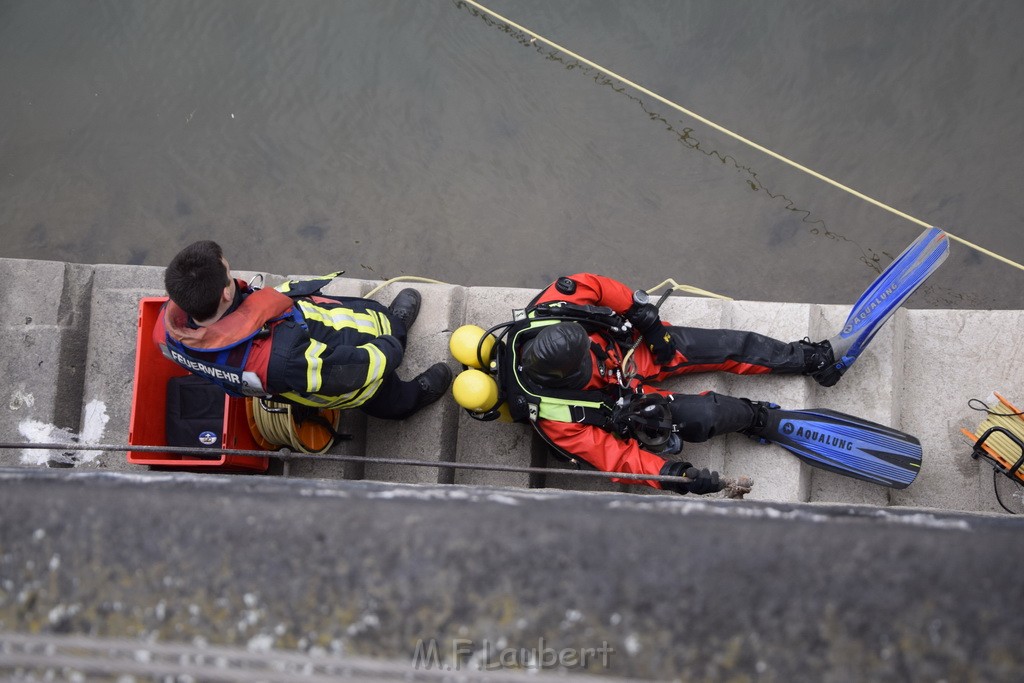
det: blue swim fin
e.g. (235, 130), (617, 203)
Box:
(827, 227), (949, 378)
(761, 407), (922, 488)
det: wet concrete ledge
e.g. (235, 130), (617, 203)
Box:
(1, 467), (1023, 681)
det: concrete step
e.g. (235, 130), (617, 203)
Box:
(1, 257), (1022, 515)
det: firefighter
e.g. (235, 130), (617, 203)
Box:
(156, 240), (451, 419)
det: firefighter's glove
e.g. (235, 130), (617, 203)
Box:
(659, 460), (724, 495)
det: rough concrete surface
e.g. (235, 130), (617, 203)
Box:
(1, 468), (1022, 681)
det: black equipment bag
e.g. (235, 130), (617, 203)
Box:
(165, 375), (225, 453)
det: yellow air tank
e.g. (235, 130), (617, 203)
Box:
(452, 368), (500, 412)
(449, 324), (497, 369)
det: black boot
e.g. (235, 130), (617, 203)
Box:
(798, 338), (841, 387)
(740, 399), (780, 443)
(412, 363), (453, 411)
(389, 288), (422, 330)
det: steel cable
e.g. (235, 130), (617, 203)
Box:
(0, 441), (753, 496)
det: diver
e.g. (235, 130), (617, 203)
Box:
(449, 272), (838, 495)
(155, 240), (452, 419)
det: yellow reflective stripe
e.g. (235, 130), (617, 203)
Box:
(537, 402), (572, 422)
(304, 340), (327, 393)
(280, 391), (331, 407)
(283, 342), (387, 409)
(275, 272), (343, 294)
(362, 342), (387, 385)
(373, 309), (392, 336)
(298, 301), (383, 334)
(536, 395), (607, 422)
(280, 376), (383, 410)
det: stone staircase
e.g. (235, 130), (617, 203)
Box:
(3, 257), (1023, 514)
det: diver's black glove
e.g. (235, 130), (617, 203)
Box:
(625, 302), (661, 333)
(645, 326), (677, 364)
(625, 303), (677, 364)
(812, 364), (844, 388)
(659, 460), (723, 495)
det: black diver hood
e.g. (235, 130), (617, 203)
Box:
(520, 322), (593, 390)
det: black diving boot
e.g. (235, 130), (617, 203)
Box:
(389, 288), (422, 330)
(797, 338), (840, 387)
(413, 363), (453, 411)
(740, 400), (781, 444)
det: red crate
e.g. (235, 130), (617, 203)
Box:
(127, 297), (270, 472)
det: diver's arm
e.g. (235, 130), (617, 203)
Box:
(533, 273), (635, 313)
(536, 419), (670, 490)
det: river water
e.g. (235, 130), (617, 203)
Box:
(2, 0), (1023, 309)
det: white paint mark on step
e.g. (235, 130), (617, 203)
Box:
(17, 399), (110, 465)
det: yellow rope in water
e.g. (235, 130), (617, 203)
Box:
(460, 0), (1024, 274)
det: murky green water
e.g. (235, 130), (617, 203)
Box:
(2, 0), (1022, 308)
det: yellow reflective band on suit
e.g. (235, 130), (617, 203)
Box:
(304, 340), (327, 393)
(279, 381), (381, 410)
(275, 271), (344, 295)
(297, 300), (389, 336)
(281, 340), (388, 410)
(361, 342), (387, 387)
(371, 309), (393, 337)
(536, 395), (608, 423)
